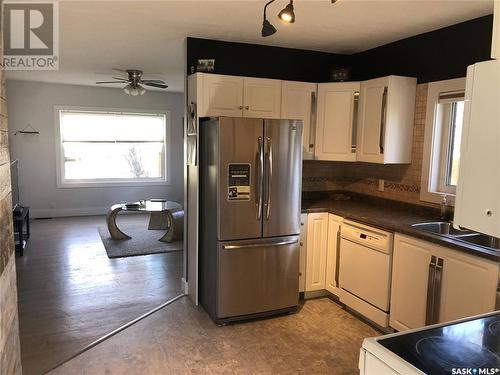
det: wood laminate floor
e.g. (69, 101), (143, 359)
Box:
(50, 297), (379, 375)
(15, 214), (183, 375)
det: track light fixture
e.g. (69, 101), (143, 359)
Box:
(262, 0), (277, 37)
(278, 0), (295, 23)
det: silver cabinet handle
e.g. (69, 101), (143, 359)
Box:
(335, 229), (341, 288)
(351, 91), (359, 153)
(256, 136), (264, 220)
(433, 258), (444, 324)
(265, 137), (273, 220)
(223, 239), (298, 250)
(379, 86), (388, 154)
(425, 255), (437, 325)
(309, 91), (317, 151)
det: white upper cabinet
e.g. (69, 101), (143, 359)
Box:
(492, 1), (500, 58)
(243, 77), (281, 119)
(357, 76), (416, 164)
(195, 73), (281, 119)
(200, 73), (244, 117)
(315, 82), (360, 162)
(281, 81), (317, 159)
(454, 60), (500, 237)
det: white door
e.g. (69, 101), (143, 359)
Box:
(243, 77), (281, 119)
(305, 213), (329, 291)
(325, 214), (342, 295)
(454, 60), (500, 238)
(201, 73), (244, 117)
(281, 81), (317, 160)
(315, 82), (360, 161)
(299, 213), (308, 293)
(357, 77), (388, 163)
(438, 246), (499, 323)
(390, 234), (435, 331)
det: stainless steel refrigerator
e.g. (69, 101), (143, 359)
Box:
(199, 117), (302, 324)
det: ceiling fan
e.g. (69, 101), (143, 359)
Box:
(96, 69), (168, 96)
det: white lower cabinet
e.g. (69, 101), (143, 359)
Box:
(304, 212), (342, 294)
(390, 234), (499, 332)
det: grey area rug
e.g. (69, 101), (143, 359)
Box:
(98, 225), (183, 259)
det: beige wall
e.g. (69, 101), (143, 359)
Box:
(303, 84), (436, 207)
(0, 3), (23, 372)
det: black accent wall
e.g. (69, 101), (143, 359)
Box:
(350, 15), (493, 83)
(187, 38), (349, 82)
(187, 15), (493, 84)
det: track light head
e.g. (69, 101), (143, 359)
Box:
(278, 1), (295, 23)
(262, 19), (277, 37)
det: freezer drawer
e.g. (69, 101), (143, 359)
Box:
(217, 235), (300, 319)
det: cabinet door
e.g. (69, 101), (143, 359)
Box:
(299, 213), (308, 293)
(390, 234), (435, 331)
(281, 81), (317, 160)
(492, 1), (500, 58)
(357, 77), (387, 164)
(315, 82), (359, 161)
(201, 73), (243, 117)
(454, 61), (500, 237)
(305, 213), (329, 291)
(243, 78), (281, 119)
(325, 214), (342, 295)
(438, 246), (499, 323)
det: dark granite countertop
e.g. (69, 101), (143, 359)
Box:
(301, 191), (500, 262)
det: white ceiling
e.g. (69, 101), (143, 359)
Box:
(6, 0), (493, 93)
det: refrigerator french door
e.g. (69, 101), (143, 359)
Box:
(199, 117), (302, 323)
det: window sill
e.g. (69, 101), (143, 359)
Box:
(57, 180), (169, 189)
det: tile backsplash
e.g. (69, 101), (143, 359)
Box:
(303, 84), (436, 208)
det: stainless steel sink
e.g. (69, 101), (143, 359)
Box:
(411, 221), (473, 236)
(411, 221), (500, 251)
(455, 234), (500, 250)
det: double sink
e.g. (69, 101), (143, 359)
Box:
(412, 222), (500, 251)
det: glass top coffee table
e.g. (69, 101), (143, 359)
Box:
(106, 200), (183, 242)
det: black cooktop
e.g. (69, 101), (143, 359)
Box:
(379, 313), (500, 374)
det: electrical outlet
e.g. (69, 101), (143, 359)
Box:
(378, 179), (385, 192)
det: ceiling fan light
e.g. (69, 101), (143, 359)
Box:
(278, 1), (295, 23)
(138, 85), (146, 96)
(262, 19), (277, 37)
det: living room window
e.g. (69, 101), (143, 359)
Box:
(421, 78), (465, 204)
(55, 106), (170, 187)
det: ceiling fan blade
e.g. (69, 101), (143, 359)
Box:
(112, 76), (128, 81)
(112, 68), (129, 73)
(143, 82), (168, 89)
(141, 79), (166, 84)
(96, 81), (127, 84)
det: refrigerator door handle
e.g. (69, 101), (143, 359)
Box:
(256, 136), (264, 220)
(265, 137), (273, 220)
(222, 239), (298, 250)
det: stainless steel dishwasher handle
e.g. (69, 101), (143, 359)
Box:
(222, 239), (298, 250)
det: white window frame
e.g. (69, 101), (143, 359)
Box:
(420, 78), (465, 205)
(55, 105), (171, 188)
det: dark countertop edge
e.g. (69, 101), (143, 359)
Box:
(301, 206), (500, 263)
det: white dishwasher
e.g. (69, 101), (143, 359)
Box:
(339, 220), (393, 328)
